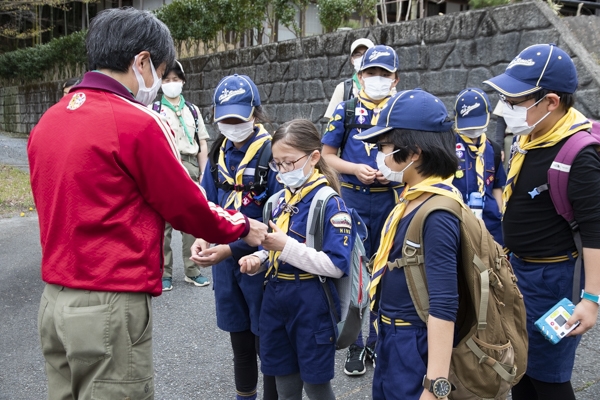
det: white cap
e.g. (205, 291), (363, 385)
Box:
(350, 38), (374, 55)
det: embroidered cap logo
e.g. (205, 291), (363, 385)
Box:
(460, 102), (480, 117)
(369, 50), (391, 61)
(218, 88), (246, 103)
(507, 56), (535, 69)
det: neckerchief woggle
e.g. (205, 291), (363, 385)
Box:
(503, 108), (591, 213)
(161, 95), (194, 145)
(368, 176), (467, 311)
(265, 170), (328, 277)
(218, 124), (271, 210)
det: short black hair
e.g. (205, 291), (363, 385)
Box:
(380, 128), (458, 179)
(163, 61), (186, 82)
(87, 8), (175, 73)
(532, 89), (575, 111)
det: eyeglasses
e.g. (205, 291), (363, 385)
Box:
(351, 51), (366, 59)
(500, 95), (535, 110)
(268, 154), (309, 172)
(376, 142), (395, 152)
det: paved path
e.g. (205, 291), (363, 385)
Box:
(0, 216), (599, 399)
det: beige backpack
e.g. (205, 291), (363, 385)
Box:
(387, 195), (528, 399)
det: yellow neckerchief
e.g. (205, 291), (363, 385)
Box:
(460, 133), (487, 195)
(218, 124), (271, 210)
(369, 176), (467, 311)
(265, 170), (328, 277)
(503, 108), (592, 212)
(357, 90), (392, 156)
(161, 95), (193, 145)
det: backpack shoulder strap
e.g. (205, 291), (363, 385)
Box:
(151, 100), (161, 113)
(389, 196), (463, 323)
(489, 138), (502, 172)
(306, 186), (338, 251)
(263, 189), (285, 226)
(253, 141), (272, 196)
(340, 97), (358, 156)
(342, 78), (354, 102)
(184, 101), (200, 145)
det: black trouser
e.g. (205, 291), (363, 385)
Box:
(511, 374), (576, 400)
(230, 330), (277, 400)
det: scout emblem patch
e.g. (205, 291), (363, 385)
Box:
(67, 93), (86, 110)
(456, 143), (465, 159)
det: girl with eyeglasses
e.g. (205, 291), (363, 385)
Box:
(239, 119), (356, 400)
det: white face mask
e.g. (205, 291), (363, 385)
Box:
(278, 156), (312, 189)
(363, 76), (394, 100)
(133, 55), (161, 106)
(459, 128), (487, 139)
(502, 97), (551, 136)
(376, 150), (413, 183)
(217, 121), (255, 143)
(353, 57), (363, 72)
(161, 81), (183, 99)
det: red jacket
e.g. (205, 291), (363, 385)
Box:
(28, 72), (249, 296)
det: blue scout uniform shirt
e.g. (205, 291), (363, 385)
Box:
(453, 135), (506, 246)
(268, 184), (354, 278)
(202, 128), (282, 260)
(379, 204), (460, 328)
(322, 98), (396, 188)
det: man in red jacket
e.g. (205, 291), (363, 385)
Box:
(28, 8), (267, 400)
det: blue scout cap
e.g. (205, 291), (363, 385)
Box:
(213, 74), (260, 122)
(483, 44), (578, 97)
(360, 45), (399, 73)
(454, 88), (491, 131)
(354, 88), (453, 142)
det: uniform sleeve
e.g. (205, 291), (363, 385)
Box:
(118, 115), (249, 243)
(194, 105), (210, 141)
(324, 82), (345, 119)
(494, 160), (507, 188)
(423, 210), (460, 322)
(200, 162), (219, 204)
(321, 196), (354, 277)
(568, 146), (600, 248)
(321, 101), (347, 149)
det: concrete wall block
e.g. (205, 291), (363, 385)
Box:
(304, 80), (326, 102)
(422, 14), (454, 44)
(253, 50), (270, 66)
(459, 32), (520, 67)
(490, 63), (509, 77)
(576, 89), (600, 118)
(398, 72), (421, 91)
(198, 90), (214, 107)
(443, 47), (463, 68)
(258, 84), (272, 103)
(299, 57), (329, 79)
(203, 56), (221, 72)
(277, 39), (301, 61)
(420, 69), (468, 95)
(282, 61), (299, 81)
(476, 14), (499, 38)
(449, 10), (486, 40)
(397, 45), (428, 72)
(301, 36), (323, 58)
(322, 33), (347, 56)
(230, 66), (256, 80)
(491, 2), (551, 33)
(466, 67), (493, 89)
(573, 57), (593, 87)
(518, 29), (560, 51)
(389, 22), (420, 47)
(268, 82), (288, 103)
(428, 42), (456, 70)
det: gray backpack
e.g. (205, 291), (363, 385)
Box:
(264, 186), (369, 349)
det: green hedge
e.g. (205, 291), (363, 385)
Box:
(0, 31), (87, 84)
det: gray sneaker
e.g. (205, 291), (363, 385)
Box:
(184, 274), (210, 287)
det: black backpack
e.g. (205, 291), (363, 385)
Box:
(339, 97), (374, 156)
(209, 141), (272, 204)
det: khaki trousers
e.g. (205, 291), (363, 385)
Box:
(163, 159), (200, 278)
(38, 284), (154, 400)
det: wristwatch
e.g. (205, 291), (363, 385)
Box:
(423, 376), (453, 399)
(581, 290), (600, 305)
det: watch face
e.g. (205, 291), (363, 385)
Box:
(433, 379), (452, 397)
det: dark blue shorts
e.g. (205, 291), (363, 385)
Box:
(212, 257), (265, 335)
(259, 277), (337, 384)
(373, 323), (428, 400)
(510, 255), (582, 382)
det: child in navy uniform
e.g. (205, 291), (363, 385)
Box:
(191, 74), (280, 400)
(355, 89), (462, 400)
(322, 44), (402, 375)
(240, 119), (354, 400)
(452, 88), (506, 246)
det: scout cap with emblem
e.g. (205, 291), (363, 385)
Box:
(213, 74), (260, 122)
(359, 44), (399, 73)
(454, 88), (491, 131)
(483, 43), (578, 97)
(354, 88), (453, 142)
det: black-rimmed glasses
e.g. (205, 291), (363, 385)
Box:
(376, 142), (396, 152)
(268, 154), (309, 172)
(500, 95), (535, 110)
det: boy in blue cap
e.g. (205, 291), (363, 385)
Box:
(453, 87), (506, 246)
(485, 43), (600, 400)
(355, 88), (461, 400)
(322, 44), (402, 375)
